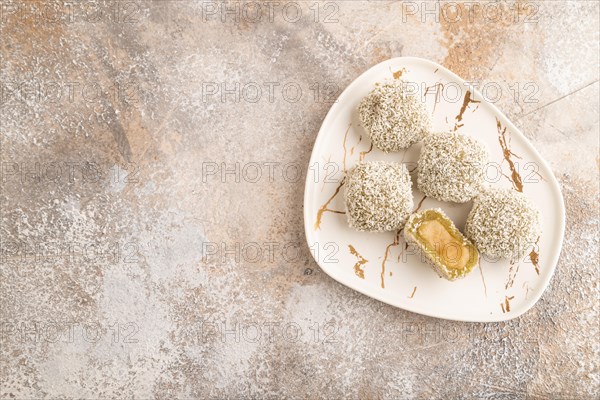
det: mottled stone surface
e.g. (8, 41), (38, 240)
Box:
(1, 1), (598, 398)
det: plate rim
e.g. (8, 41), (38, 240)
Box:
(303, 56), (566, 322)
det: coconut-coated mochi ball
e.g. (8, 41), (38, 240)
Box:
(417, 131), (488, 203)
(465, 188), (541, 261)
(359, 80), (430, 152)
(345, 161), (413, 232)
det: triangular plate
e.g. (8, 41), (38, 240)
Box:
(303, 57), (565, 322)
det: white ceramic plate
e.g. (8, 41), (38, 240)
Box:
(303, 57), (565, 322)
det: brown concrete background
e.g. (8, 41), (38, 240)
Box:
(1, 1), (598, 398)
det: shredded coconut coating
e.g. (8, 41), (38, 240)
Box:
(358, 80), (431, 152)
(404, 208), (479, 281)
(465, 188), (541, 261)
(417, 131), (489, 203)
(345, 161), (413, 232)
